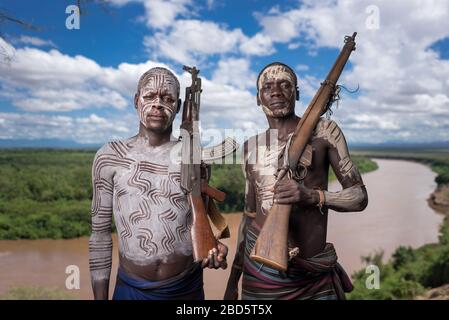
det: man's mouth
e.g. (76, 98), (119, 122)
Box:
(269, 101), (287, 108)
(147, 114), (165, 120)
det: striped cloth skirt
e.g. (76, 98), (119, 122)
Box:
(242, 222), (353, 300)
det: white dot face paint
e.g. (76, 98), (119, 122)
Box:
(258, 64), (296, 118)
(137, 71), (179, 130)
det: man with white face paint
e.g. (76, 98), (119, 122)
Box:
(224, 62), (368, 300)
(89, 67), (228, 300)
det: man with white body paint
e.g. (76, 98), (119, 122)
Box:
(89, 67), (227, 300)
(224, 62), (368, 300)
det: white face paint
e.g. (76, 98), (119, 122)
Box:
(136, 70), (179, 130)
(258, 65), (296, 118)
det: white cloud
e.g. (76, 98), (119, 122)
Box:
(108, 0), (193, 30)
(0, 37), (262, 143)
(100, 60), (172, 96)
(0, 47), (103, 88)
(111, 1), (277, 62)
(0, 41), (171, 112)
(212, 58), (256, 90)
(206, 0), (216, 10)
(0, 112), (136, 143)
(240, 33), (275, 56)
(2, 1), (449, 144)
(0, 37), (16, 63)
(254, 10), (300, 44)
(144, 19), (246, 65)
(144, 17), (281, 64)
(11, 88), (128, 112)
(255, 0), (449, 143)
(295, 64), (309, 72)
(288, 42), (301, 50)
(15, 36), (56, 48)
(141, 0), (192, 29)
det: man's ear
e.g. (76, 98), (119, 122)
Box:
(176, 99), (181, 113)
(256, 92), (261, 106)
(296, 87), (300, 101)
(134, 93), (139, 109)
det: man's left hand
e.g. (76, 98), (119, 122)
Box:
(201, 241), (228, 269)
(273, 179), (319, 206)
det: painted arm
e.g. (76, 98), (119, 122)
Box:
(89, 145), (114, 300)
(325, 120), (368, 212)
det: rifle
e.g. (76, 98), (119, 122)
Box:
(250, 32), (358, 271)
(180, 65), (237, 263)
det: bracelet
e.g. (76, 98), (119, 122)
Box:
(316, 189), (325, 215)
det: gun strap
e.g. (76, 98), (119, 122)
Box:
(207, 199), (230, 240)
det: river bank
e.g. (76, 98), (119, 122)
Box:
(1, 158), (444, 300)
(348, 151), (449, 299)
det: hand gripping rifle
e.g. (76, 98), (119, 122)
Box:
(180, 65), (238, 263)
(250, 32), (358, 271)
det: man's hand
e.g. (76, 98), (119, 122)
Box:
(201, 241), (228, 269)
(273, 179), (319, 206)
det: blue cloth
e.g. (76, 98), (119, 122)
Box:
(112, 264), (204, 300)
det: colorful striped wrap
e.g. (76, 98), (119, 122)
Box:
(242, 222), (353, 300)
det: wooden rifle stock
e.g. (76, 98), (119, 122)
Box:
(251, 32), (358, 271)
(202, 182), (226, 202)
(188, 193), (218, 262)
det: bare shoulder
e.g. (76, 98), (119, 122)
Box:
(314, 118), (342, 134)
(313, 118), (347, 147)
(104, 137), (136, 159)
(92, 137), (135, 177)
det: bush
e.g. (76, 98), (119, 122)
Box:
(0, 286), (75, 300)
(0, 149), (378, 239)
(348, 220), (449, 300)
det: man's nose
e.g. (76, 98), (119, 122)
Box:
(150, 96), (163, 108)
(270, 85), (282, 97)
(150, 101), (164, 114)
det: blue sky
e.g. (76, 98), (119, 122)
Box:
(0, 0), (448, 145)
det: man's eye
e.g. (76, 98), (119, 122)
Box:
(144, 93), (156, 100)
(281, 82), (291, 89)
(163, 96), (174, 103)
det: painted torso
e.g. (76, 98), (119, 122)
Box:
(92, 136), (194, 280)
(244, 119), (363, 258)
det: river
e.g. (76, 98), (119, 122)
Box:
(0, 159), (443, 299)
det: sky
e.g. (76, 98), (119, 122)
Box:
(0, 0), (448, 146)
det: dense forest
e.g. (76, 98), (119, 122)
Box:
(0, 149), (377, 239)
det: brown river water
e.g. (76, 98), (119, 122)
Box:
(0, 159), (443, 299)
